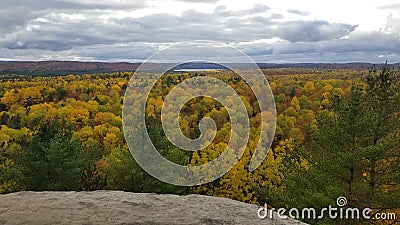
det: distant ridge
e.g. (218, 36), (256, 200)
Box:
(256, 62), (400, 70)
(0, 61), (141, 76)
(0, 61), (398, 76)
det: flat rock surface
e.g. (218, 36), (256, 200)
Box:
(0, 191), (306, 225)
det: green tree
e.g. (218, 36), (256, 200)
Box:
(21, 120), (83, 191)
(278, 64), (400, 224)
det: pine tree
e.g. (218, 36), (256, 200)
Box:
(279, 64), (400, 224)
(21, 120), (83, 191)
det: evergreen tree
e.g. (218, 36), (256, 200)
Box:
(277, 64), (400, 224)
(21, 120), (83, 191)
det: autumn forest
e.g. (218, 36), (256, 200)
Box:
(0, 64), (399, 224)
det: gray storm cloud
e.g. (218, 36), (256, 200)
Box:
(276, 20), (357, 43)
(0, 1), (398, 62)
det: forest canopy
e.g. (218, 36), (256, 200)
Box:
(0, 65), (399, 224)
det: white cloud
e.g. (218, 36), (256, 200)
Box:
(0, 0), (399, 62)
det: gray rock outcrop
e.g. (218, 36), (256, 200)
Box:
(0, 191), (307, 225)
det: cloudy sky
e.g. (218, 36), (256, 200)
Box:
(1, 0), (400, 63)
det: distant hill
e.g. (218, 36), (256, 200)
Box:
(0, 61), (398, 76)
(0, 61), (142, 76)
(257, 62), (400, 70)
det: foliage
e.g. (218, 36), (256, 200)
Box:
(275, 64), (400, 224)
(20, 120), (83, 191)
(0, 66), (398, 224)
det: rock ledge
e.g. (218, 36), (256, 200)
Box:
(0, 191), (306, 225)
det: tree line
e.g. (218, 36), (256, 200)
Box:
(0, 65), (399, 224)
